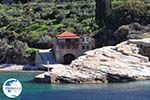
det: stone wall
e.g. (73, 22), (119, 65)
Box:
(53, 36), (95, 64)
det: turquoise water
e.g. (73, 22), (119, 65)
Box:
(0, 72), (150, 100)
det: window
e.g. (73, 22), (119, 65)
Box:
(82, 37), (89, 43)
(86, 37), (89, 42)
(58, 39), (65, 43)
(82, 46), (85, 49)
(82, 37), (84, 42)
(65, 39), (71, 43)
(86, 46), (89, 49)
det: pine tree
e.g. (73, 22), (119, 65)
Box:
(95, 0), (112, 26)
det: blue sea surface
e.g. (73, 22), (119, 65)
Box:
(0, 72), (150, 100)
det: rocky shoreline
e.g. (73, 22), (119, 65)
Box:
(0, 64), (44, 72)
(35, 38), (150, 83)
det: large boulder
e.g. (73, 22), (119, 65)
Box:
(36, 38), (150, 83)
(0, 39), (29, 64)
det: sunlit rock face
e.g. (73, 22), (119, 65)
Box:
(70, 38), (150, 83)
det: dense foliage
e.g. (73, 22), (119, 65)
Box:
(110, 0), (150, 28)
(0, 0), (149, 48)
(0, 0), (98, 49)
(95, 0), (111, 26)
(0, 0), (149, 64)
(95, 0), (150, 47)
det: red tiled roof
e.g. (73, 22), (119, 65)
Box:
(56, 31), (80, 39)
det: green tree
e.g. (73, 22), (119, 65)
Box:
(95, 0), (112, 26)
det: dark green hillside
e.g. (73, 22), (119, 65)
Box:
(0, 0), (149, 48)
(0, 0), (149, 64)
(0, 0), (98, 48)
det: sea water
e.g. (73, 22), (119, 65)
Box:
(0, 72), (150, 100)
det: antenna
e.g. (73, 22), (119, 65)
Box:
(47, 61), (49, 72)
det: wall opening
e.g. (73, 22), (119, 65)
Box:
(63, 54), (75, 64)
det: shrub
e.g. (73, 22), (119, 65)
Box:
(110, 0), (149, 28)
(26, 48), (38, 55)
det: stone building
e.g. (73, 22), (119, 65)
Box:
(53, 31), (95, 64)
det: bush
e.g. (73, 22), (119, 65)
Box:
(26, 48), (38, 55)
(0, 39), (29, 64)
(26, 48), (39, 65)
(110, 0), (149, 28)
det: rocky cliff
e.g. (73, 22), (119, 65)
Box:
(35, 38), (150, 83)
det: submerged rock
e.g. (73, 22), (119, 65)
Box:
(35, 38), (150, 83)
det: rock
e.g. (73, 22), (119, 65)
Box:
(0, 64), (39, 71)
(114, 23), (150, 43)
(0, 39), (29, 64)
(34, 72), (51, 83)
(35, 38), (150, 83)
(0, 64), (24, 71)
